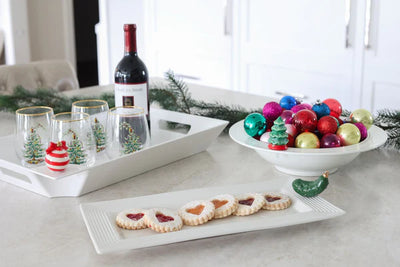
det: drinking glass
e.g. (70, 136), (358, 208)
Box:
(50, 112), (96, 167)
(107, 106), (150, 158)
(15, 106), (54, 167)
(71, 100), (109, 153)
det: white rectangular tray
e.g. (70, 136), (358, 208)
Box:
(0, 108), (228, 197)
(80, 179), (345, 254)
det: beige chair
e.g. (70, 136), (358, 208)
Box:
(0, 60), (79, 94)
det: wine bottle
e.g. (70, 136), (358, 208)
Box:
(114, 24), (150, 128)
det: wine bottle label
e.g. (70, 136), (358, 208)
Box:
(115, 83), (148, 115)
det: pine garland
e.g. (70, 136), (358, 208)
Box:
(0, 71), (399, 150)
(150, 70), (262, 130)
(0, 85), (114, 114)
(375, 109), (400, 150)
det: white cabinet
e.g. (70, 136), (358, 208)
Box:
(148, 0), (231, 89)
(239, 0), (355, 109)
(97, 0), (400, 112)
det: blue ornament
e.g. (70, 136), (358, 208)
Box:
(279, 96), (297, 110)
(312, 100), (331, 119)
(244, 113), (267, 137)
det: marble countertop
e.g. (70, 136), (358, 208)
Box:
(0, 82), (399, 266)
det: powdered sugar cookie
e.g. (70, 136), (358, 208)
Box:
(233, 193), (265, 216)
(262, 192), (291, 211)
(179, 200), (215, 226)
(144, 208), (183, 233)
(209, 194), (238, 219)
(116, 208), (147, 230)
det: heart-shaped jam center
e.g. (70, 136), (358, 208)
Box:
(212, 199), (228, 209)
(266, 196), (281, 202)
(186, 204), (205, 215)
(239, 198), (254, 206)
(126, 213), (144, 221)
(156, 213), (174, 223)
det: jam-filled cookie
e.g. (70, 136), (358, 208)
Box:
(144, 208), (183, 233)
(116, 208), (147, 230)
(262, 192), (291, 211)
(233, 193), (265, 216)
(209, 194), (238, 219)
(178, 200), (215, 226)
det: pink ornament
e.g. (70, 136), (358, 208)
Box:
(354, 122), (368, 141)
(260, 132), (270, 143)
(285, 124), (297, 137)
(281, 110), (294, 124)
(262, 102), (283, 122)
(291, 103), (312, 114)
(320, 133), (342, 148)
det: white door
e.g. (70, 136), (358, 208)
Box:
(361, 0), (400, 113)
(239, 0), (357, 109)
(148, 0), (232, 89)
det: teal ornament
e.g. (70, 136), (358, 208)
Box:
(312, 100), (331, 119)
(244, 113), (267, 137)
(279, 95), (297, 110)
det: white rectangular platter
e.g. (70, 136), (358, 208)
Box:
(0, 109), (228, 197)
(80, 179), (345, 254)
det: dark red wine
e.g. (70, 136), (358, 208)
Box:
(114, 24), (150, 129)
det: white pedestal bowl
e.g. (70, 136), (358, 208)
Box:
(229, 121), (388, 176)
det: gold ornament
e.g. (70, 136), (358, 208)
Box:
(337, 123), (361, 146)
(350, 109), (373, 129)
(295, 132), (320, 149)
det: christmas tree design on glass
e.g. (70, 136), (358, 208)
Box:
(268, 116), (289, 151)
(92, 117), (106, 152)
(66, 129), (87, 164)
(120, 122), (142, 155)
(23, 124), (45, 164)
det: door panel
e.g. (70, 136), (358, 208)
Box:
(362, 0), (400, 112)
(241, 0), (356, 108)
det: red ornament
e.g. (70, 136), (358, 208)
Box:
(317, 116), (338, 136)
(323, 98), (342, 118)
(292, 109), (318, 133)
(45, 141), (69, 171)
(287, 134), (295, 147)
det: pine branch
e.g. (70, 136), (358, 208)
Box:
(164, 70), (192, 114)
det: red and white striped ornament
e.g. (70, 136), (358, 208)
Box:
(45, 141), (69, 171)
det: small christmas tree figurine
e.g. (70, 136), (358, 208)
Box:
(67, 130), (87, 165)
(24, 127), (45, 164)
(268, 116), (289, 150)
(92, 117), (106, 152)
(120, 122), (142, 155)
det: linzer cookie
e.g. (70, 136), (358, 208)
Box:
(116, 208), (147, 230)
(209, 194), (238, 219)
(144, 208), (183, 233)
(233, 193), (265, 216)
(178, 200), (215, 226)
(262, 192), (291, 210)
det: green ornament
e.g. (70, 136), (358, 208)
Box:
(268, 117), (289, 146)
(292, 171), (329, 197)
(244, 113), (267, 137)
